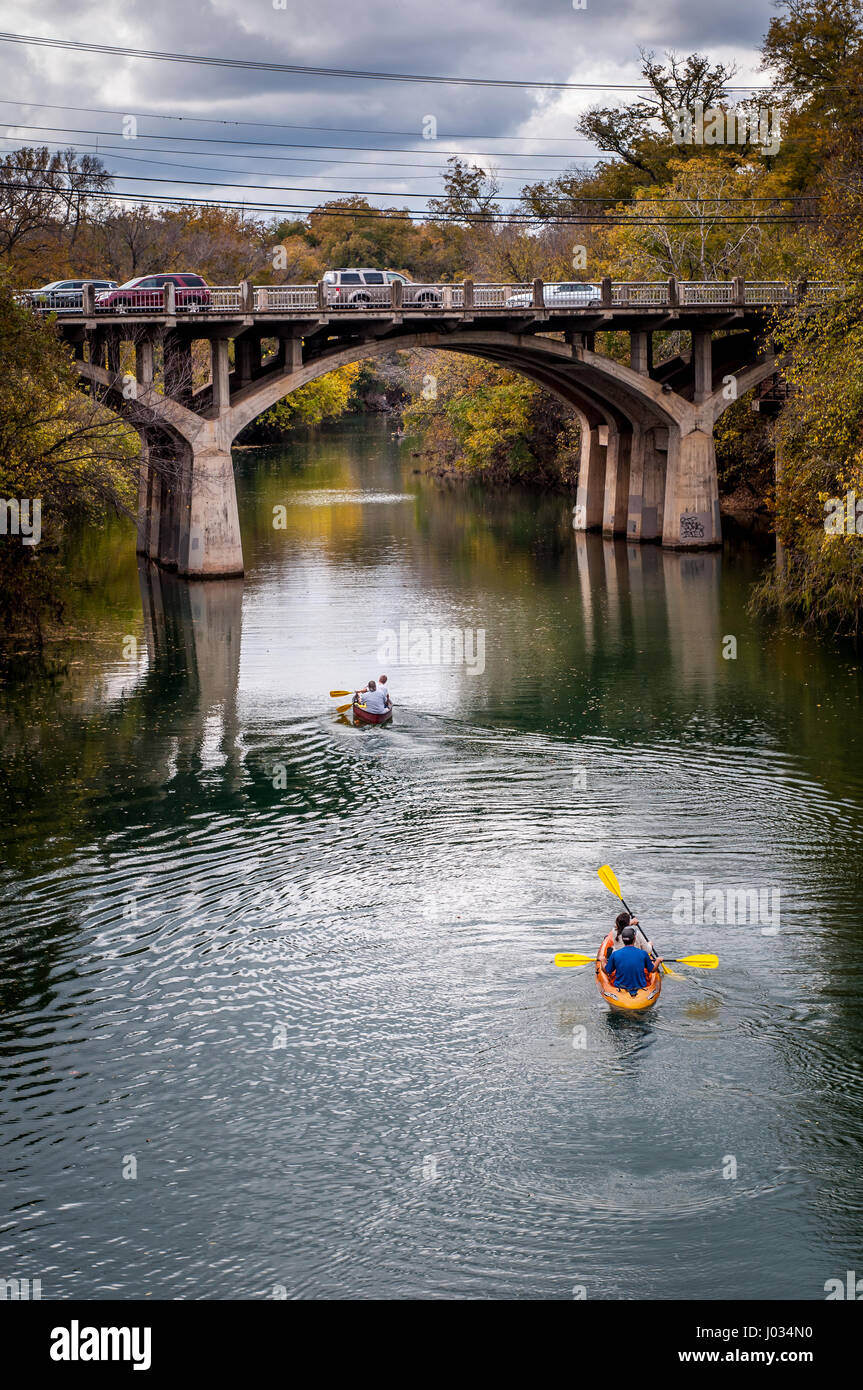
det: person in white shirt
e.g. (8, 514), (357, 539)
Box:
(378, 674), (392, 708)
(606, 910), (654, 959)
(355, 679), (389, 715)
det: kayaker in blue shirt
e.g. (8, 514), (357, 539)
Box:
(606, 925), (663, 995)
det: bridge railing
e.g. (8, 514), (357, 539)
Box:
(472, 282), (535, 308)
(611, 282), (670, 306)
(403, 282), (460, 308)
(680, 281), (736, 305)
(743, 281), (791, 304)
(20, 278), (844, 317)
(256, 285), (318, 311)
(804, 283), (845, 304)
(325, 283), (393, 309)
(24, 288), (84, 313)
(208, 286), (243, 312)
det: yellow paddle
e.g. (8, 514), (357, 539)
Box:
(336, 699), (356, 713)
(555, 951), (718, 969)
(330, 689), (354, 697)
(597, 864), (685, 977)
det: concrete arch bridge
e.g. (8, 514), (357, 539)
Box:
(50, 276), (828, 577)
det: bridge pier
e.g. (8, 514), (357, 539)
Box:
(627, 426), (667, 542)
(177, 430), (244, 579)
(662, 426), (721, 549)
(573, 424), (606, 531)
(602, 426), (632, 536)
(630, 331), (653, 375)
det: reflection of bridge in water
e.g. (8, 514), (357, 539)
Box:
(47, 276), (834, 578)
(136, 532), (724, 747)
(138, 562), (245, 792)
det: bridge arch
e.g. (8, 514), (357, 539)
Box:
(73, 320), (780, 576)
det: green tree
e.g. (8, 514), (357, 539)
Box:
(0, 281), (139, 653)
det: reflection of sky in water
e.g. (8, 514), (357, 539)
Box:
(288, 490), (414, 505)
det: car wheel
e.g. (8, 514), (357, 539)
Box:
(350, 292), (372, 305)
(116, 302), (129, 314)
(417, 292), (441, 307)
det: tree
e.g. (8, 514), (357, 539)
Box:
(0, 280), (139, 650)
(577, 49), (738, 183)
(602, 154), (781, 280)
(760, 0), (863, 193)
(427, 158), (500, 225)
(0, 146), (112, 257)
(762, 0), (862, 109)
(305, 198), (418, 269)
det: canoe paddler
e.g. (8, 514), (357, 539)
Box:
(378, 674), (392, 709)
(605, 925), (663, 996)
(355, 679), (390, 715)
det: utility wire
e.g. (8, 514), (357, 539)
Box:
(0, 120), (605, 164)
(0, 97), (604, 147)
(2, 154), (814, 206)
(0, 32), (773, 92)
(0, 180), (813, 225)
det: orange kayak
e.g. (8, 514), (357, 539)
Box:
(595, 932), (662, 1011)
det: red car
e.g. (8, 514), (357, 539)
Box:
(96, 273), (211, 312)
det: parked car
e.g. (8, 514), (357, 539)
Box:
(27, 279), (118, 311)
(505, 281), (602, 308)
(323, 268), (442, 308)
(95, 273), (211, 312)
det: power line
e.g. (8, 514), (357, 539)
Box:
(0, 32), (773, 92)
(0, 97), (602, 147)
(0, 136), (487, 183)
(0, 123), (605, 168)
(0, 120), (600, 164)
(0, 179), (813, 225)
(1, 153), (815, 206)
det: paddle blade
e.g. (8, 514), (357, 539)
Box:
(597, 864), (623, 900)
(330, 689), (354, 697)
(674, 954), (719, 969)
(336, 701), (354, 713)
(659, 962), (684, 979)
(554, 952), (595, 968)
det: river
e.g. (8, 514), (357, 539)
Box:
(1, 417), (862, 1300)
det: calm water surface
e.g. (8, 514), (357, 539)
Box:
(1, 419), (862, 1300)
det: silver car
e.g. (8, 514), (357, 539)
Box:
(27, 279), (118, 312)
(505, 281), (602, 308)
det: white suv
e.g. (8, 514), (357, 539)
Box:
(323, 269), (442, 308)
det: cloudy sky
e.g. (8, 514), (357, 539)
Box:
(0, 0), (779, 215)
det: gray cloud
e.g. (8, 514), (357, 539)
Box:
(0, 0), (776, 211)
